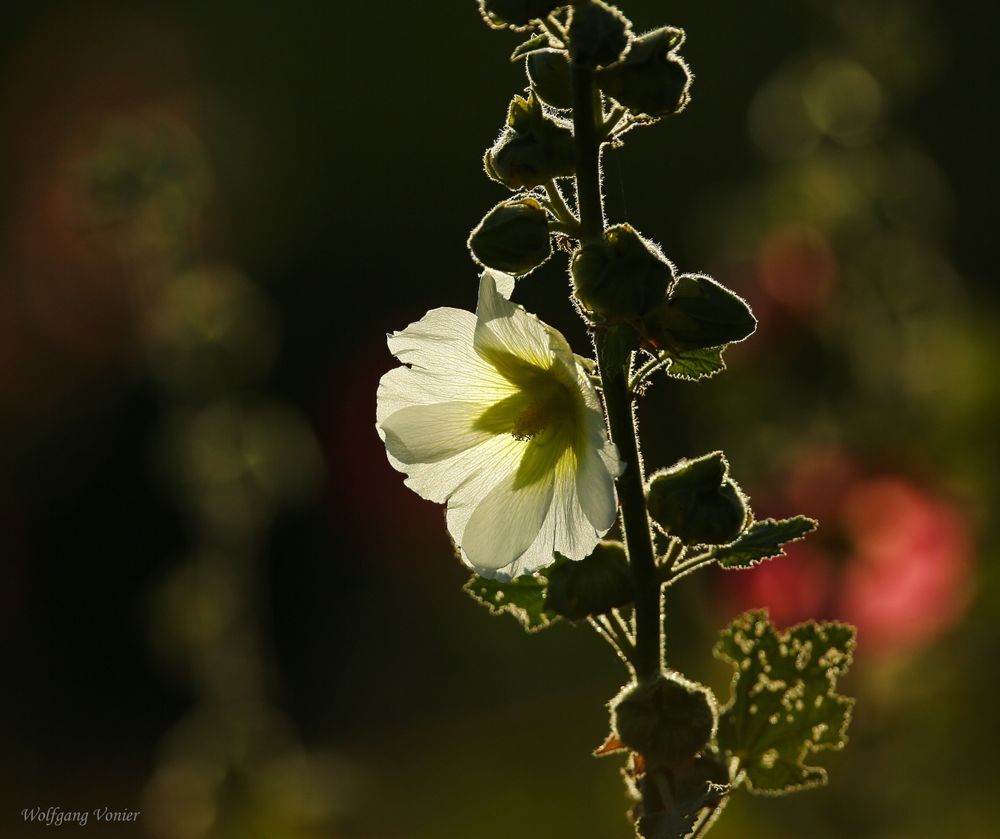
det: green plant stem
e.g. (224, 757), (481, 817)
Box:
(571, 48), (662, 682)
(628, 352), (670, 392)
(588, 615), (634, 666)
(665, 551), (717, 586)
(543, 180), (579, 226)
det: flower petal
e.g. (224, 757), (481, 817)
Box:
(380, 401), (490, 466)
(460, 465), (556, 574)
(474, 271), (577, 380)
(379, 307), (513, 419)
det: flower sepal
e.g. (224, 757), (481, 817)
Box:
(646, 451), (750, 547)
(596, 27), (691, 120)
(640, 273), (756, 354)
(479, 0), (566, 31)
(571, 224), (673, 320)
(567, 0), (632, 69)
(612, 672), (718, 765)
(485, 92), (576, 189)
(527, 50), (573, 109)
(631, 750), (730, 838)
(468, 196), (553, 276)
(544, 542), (634, 620)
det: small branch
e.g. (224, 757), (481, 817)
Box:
(664, 551), (717, 586)
(543, 180), (580, 227)
(541, 15), (567, 47)
(628, 352), (670, 393)
(588, 615), (635, 668)
(599, 104), (627, 138)
(609, 608), (635, 646)
(659, 536), (685, 573)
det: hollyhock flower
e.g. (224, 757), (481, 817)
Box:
(376, 270), (621, 580)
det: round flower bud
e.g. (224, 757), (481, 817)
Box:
(571, 224), (673, 319)
(612, 673), (717, 764)
(567, 0), (631, 68)
(485, 93), (576, 189)
(544, 542), (633, 620)
(645, 451), (750, 546)
(641, 273), (756, 352)
(527, 50), (573, 110)
(468, 197), (553, 276)
(479, 0), (566, 30)
(597, 27), (692, 119)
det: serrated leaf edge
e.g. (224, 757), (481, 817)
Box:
(714, 515), (819, 570)
(714, 609), (857, 796)
(462, 574), (557, 633)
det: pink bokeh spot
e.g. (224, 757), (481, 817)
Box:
(838, 478), (973, 655)
(719, 454), (974, 660)
(720, 542), (833, 628)
(757, 225), (837, 315)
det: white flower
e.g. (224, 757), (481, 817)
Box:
(376, 270), (621, 580)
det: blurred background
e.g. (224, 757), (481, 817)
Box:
(1, 0), (998, 836)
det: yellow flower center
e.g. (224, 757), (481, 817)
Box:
(474, 348), (580, 445)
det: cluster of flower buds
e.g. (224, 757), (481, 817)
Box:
(471, 3), (751, 362)
(572, 229), (756, 355)
(454, 5), (854, 835)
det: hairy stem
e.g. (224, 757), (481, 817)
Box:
(570, 48), (662, 681)
(544, 180), (579, 226)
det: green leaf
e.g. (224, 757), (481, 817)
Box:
(714, 516), (818, 569)
(464, 572), (557, 632)
(715, 610), (856, 795)
(510, 32), (551, 61)
(663, 346), (726, 381)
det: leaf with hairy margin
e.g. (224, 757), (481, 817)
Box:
(714, 516), (817, 569)
(464, 572), (557, 632)
(663, 346), (726, 381)
(510, 32), (551, 61)
(715, 610), (855, 795)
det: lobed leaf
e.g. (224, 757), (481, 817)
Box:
(714, 516), (817, 569)
(663, 346), (726, 381)
(714, 610), (855, 795)
(464, 572), (557, 632)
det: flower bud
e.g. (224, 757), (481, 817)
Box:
(641, 273), (756, 353)
(479, 0), (566, 30)
(646, 451), (750, 546)
(597, 27), (692, 119)
(526, 50), (573, 110)
(633, 751), (729, 829)
(571, 224), (673, 319)
(484, 93), (576, 189)
(544, 542), (633, 620)
(468, 197), (553, 276)
(567, 0), (631, 68)
(612, 673), (717, 764)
